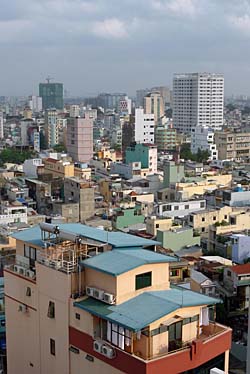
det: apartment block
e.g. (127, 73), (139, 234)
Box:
(5, 223), (231, 374)
(135, 108), (155, 144)
(67, 117), (93, 163)
(173, 73), (224, 134)
(125, 143), (157, 174)
(64, 177), (95, 222)
(191, 126), (218, 160)
(143, 92), (164, 124)
(214, 131), (250, 161)
(155, 124), (177, 151)
(188, 206), (232, 234)
(157, 199), (206, 218)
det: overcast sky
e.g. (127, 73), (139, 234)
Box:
(1, 0), (250, 97)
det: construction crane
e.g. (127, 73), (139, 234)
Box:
(46, 76), (54, 84)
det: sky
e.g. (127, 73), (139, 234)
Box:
(1, 0), (250, 97)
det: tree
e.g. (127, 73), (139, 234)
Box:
(0, 148), (36, 166)
(53, 144), (67, 153)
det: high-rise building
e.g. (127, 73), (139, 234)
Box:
(39, 82), (64, 110)
(0, 111), (4, 139)
(69, 105), (80, 118)
(173, 73), (224, 134)
(135, 108), (155, 144)
(67, 117), (93, 163)
(29, 95), (43, 112)
(144, 92), (164, 124)
(155, 123), (177, 151)
(45, 109), (59, 148)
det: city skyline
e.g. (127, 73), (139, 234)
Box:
(1, 0), (250, 96)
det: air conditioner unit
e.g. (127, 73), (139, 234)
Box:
(86, 286), (94, 297)
(102, 344), (115, 359)
(14, 265), (20, 273)
(93, 289), (104, 300)
(93, 340), (103, 353)
(17, 266), (25, 275)
(25, 270), (35, 279)
(103, 293), (115, 305)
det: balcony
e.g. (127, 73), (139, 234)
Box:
(70, 321), (232, 374)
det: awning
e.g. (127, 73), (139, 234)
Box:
(160, 316), (182, 326)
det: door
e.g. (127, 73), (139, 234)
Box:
(168, 321), (182, 351)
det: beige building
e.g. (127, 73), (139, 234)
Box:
(214, 131), (250, 161)
(207, 210), (250, 252)
(5, 223), (231, 374)
(43, 158), (75, 178)
(144, 92), (164, 124)
(189, 206), (233, 234)
(146, 216), (173, 236)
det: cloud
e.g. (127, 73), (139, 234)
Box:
(151, 0), (200, 17)
(230, 14), (250, 35)
(91, 18), (129, 39)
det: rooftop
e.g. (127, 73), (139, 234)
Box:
(82, 249), (177, 276)
(74, 287), (221, 331)
(231, 263), (250, 275)
(11, 223), (160, 248)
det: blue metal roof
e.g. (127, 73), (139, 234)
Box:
(74, 287), (221, 331)
(83, 249), (177, 276)
(11, 223), (159, 248)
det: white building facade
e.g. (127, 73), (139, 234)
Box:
(0, 111), (4, 139)
(135, 108), (155, 144)
(157, 199), (206, 218)
(173, 73), (224, 134)
(191, 126), (218, 160)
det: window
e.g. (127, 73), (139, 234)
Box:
(224, 215), (227, 220)
(170, 269), (179, 277)
(106, 321), (131, 349)
(202, 227), (205, 232)
(47, 301), (55, 319)
(200, 202), (205, 208)
(185, 205), (189, 210)
(213, 216), (216, 221)
(50, 339), (56, 356)
(202, 217), (205, 222)
(135, 272), (152, 290)
(227, 270), (231, 277)
(75, 313), (80, 320)
(156, 224), (159, 229)
(174, 206), (179, 211)
(26, 287), (31, 297)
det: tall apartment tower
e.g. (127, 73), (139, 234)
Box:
(45, 109), (59, 148)
(144, 92), (164, 124)
(39, 82), (64, 110)
(67, 117), (93, 163)
(135, 108), (155, 144)
(173, 73), (224, 134)
(0, 111), (4, 139)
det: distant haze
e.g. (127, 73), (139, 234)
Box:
(1, 0), (250, 96)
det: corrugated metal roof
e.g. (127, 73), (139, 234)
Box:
(74, 287), (221, 331)
(11, 223), (159, 248)
(83, 249), (177, 276)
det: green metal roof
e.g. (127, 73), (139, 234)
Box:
(82, 249), (177, 276)
(11, 223), (159, 248)
(74, 287), (221, 331)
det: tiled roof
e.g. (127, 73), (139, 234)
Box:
(82, 249), (177, 276)
(231, 263), (250, 275)
(11, 223), (160, 248)
(74, 287), (221, 331)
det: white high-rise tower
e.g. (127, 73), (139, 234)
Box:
(173, 73), (224, 134)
